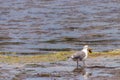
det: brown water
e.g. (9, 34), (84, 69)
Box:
(0, 0), (120, 53)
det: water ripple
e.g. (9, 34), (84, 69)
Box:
(0, 0), (120, 53)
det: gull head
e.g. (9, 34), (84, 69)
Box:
(83, 45), (92, 53)
(83, 45), (88, 49)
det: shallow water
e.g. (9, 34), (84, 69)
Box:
(24, 56), (120, 80)
(0, 55), (120, 80)
(0, 0), (120, 53)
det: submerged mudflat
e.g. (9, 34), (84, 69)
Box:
(0, 53), (120, 80)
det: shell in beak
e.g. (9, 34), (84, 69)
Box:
(88, 48), (92, 53)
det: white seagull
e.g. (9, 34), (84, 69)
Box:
(71, 45), (92, 68)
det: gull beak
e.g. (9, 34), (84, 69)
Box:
(88, 48), (92, 53)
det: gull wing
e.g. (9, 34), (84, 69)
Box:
(72, 51), (86, 61)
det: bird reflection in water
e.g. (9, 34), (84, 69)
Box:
(73, 67), (92, 79)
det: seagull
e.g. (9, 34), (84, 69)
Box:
(71, 45), (92, 68)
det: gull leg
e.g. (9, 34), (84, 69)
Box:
(77, 59), (79, 69)
(83, 60), (86, 68)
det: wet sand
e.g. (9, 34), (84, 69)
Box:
(0, 55), (120, 80)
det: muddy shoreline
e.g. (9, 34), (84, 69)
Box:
(0, 55), (120, 80)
